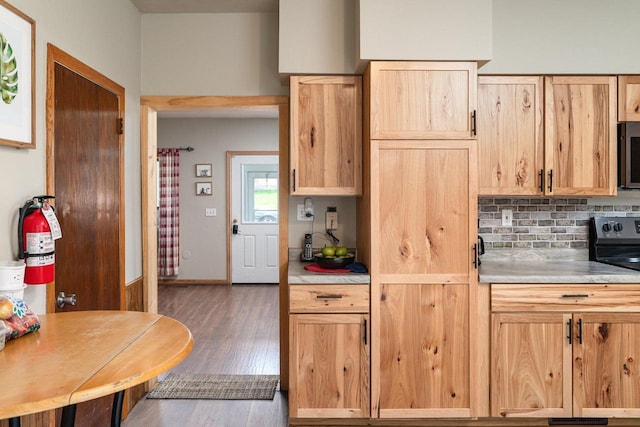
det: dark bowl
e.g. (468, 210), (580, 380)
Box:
(314, 253), (355, 269)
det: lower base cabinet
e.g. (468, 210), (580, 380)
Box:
(376, 283), (473, 418)
(288, 284), (370, 419)
(491, 284), (640, 419)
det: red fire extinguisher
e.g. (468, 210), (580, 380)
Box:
(18, 195), (62, 284)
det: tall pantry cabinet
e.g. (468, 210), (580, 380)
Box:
(358, 61), (479, 419)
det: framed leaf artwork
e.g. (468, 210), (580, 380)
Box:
(0, 1), (35, 148)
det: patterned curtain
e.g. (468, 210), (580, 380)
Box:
(157, 148), (180, 277)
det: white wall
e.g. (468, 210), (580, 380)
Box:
(288, 196), (358, 251)
(157, 118), (279, 281)
(358, 0), (492, 65)
(279, 0), (357, 74)
(482, 0), (640, 74)
(0, 0), (141, 313)
(141, 13), (285, 96)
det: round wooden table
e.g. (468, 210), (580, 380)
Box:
(0, 310), (193, 427)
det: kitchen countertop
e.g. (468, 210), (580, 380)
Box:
(479, 259), (640, 283)
(288, 260), (370, 285)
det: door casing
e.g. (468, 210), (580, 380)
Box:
(140, 96), (289, 389)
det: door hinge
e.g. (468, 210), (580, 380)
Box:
(117, 118), (124, 135)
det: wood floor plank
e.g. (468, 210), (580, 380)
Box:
(122, 284), (287, 427)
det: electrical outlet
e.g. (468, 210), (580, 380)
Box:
(502, 209), (513, 226)
(297, 204), (313, 221)
(325, 211), (338, 230)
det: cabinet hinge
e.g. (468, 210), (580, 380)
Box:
(117, 118), (124, 135)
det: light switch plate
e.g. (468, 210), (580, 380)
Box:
(205, 208), (216, 217)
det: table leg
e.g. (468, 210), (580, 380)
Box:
(60, 404), (76, 427)
(111, 390), (125, 427)
(8, 417), (20, 427)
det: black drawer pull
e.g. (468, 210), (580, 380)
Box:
(316, 294), (343, 299)
(561, 294), (589, 298)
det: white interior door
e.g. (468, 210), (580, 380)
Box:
(231, 154), (279, 283)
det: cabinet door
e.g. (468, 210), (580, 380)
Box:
(574, 313), (640, 418)
(491, 312), (572, 418)
(372, 140), (477, 278)
(370, 139), (477, 418)
(544, 76), (617, 196)
(477, 76), (544, 195)
(618, 75), (640, 122)
(368, 62), (477, 140)
(377, 283), (471, 418)
(290, 76), (362, 195)
(289, 313), (369, 418)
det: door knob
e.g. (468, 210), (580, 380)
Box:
(56, 292), (77, 308)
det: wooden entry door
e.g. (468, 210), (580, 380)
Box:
(47, 44), (125, 427)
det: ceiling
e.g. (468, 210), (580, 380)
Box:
(129, 0), (278, 14)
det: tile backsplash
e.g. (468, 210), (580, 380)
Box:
(479, 197), (640, 249)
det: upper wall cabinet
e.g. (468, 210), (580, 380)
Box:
(368, 62), (477, 140)
(478, 75), (617, 197)
(290, 76), (362, 196)
(544, 76), (617, 196)
(618, 75), (640, 122)
(477, 76), (544, 195)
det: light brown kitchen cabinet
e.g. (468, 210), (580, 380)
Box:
(378, 283), (471, 418)
(368, 139), (479, 419)
(477, 76), (544, 195)
(618, 75), (640, 121)
(288, 283), (369, 419)
(491, 284), (640, 419)
(289, 75), (362, 195)
(368, 61), (477, 140)
(544, 76), (617, 196)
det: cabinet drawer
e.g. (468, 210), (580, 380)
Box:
(491, 284), (640, 312)
(289, 284), (369, 313)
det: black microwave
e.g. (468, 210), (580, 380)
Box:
(619, 122), (640, 189)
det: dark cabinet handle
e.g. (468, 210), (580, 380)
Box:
(316, 294), (343, 299)
(292, 169), (296, 192)
(548, 169), (553, 192)
(567, 318), (573, 344)
(577, 318), (583, 344)
(310, 127), (315, 148)
(562, 294), (589, 298)
(471, 110), (477, 136)
(472, 243), (478, 269)
(364, 318), (367, 345)
(539, 169), (544, 193)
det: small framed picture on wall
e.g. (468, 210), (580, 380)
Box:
(196, 182), (213, 196)
(195, 163), (212, 177)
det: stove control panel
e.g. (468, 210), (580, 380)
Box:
(592, 216), (640, 240)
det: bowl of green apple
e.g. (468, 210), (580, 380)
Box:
(314, 246), (355, 269)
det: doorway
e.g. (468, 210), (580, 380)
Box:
(230, 153), (279, 284)
(141, 96), (290, 388)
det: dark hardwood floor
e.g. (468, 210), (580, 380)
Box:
(122, 284), (288, 427)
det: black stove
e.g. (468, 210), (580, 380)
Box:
(589, 216), (640, 271)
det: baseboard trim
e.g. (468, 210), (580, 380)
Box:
(159, 279), (230, 286)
